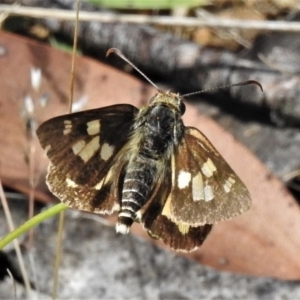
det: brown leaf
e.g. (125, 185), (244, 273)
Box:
(0, 31), (300, 279)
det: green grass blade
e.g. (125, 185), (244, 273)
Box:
(0, 203), (68, 250)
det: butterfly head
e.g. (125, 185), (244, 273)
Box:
(149, 91), (186, 116)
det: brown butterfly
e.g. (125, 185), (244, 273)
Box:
(36, 48), (262, 252)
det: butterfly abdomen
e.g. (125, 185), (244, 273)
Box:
(116, 104), (183, 234)
(116, 162), (156, 234)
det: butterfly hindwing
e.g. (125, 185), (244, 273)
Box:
(140, 126), (250, 251)
(37, 104), (138, 187)
(163, 127), (251, 226)
(139, 164), (212, 252)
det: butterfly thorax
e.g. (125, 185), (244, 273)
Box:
(116, 101), (184, 234)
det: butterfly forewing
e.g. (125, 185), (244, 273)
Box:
(46, 158), (126, 214)
(164, 127), (251, 226)
(37, 104), (138, 187)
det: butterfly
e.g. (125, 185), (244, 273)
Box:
(36, 48), (262, 252)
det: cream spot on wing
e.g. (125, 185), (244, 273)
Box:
(161, 194), (172, 219)
(223, 177), (236, 193)
(204, 185), (214, 201)
(178, 222), (190, 235)
(161, 194), (178, 224)
(207, 158), (217, 171)
(44, 144), (51, 154)
(192, 172), (204, 201)
(87, 120), (101, 135)
(178, 171), (191, 189)
(136, 210), (142, 221)
(105, 168), (113, 184)
(72, 140), (86, 155)
(94, 179), (104, 190)
(78, 136), (100, 162)
(228, 177), (236, 184)
(94, 169), (113, 190)
(63, 120), (72, 135)
(171, 154), (176, 186)
(100, 143), (114, 161)
(112, 202), (120, 212)
(63, 128), (71, 135)
(66, 178), (78, 188)
(201, 158), (217, 178)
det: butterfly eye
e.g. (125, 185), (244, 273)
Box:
(179, 102), (186, 115)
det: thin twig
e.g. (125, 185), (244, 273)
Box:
(0, 178), (32, 298)
(68, 0), (80, 114)
(1, 5), (300, 32)
(52, 210), (65, 300)
(53, 1), (81, 299)
(27, 130), (36, 248)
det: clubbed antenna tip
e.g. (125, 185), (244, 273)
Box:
(106, 48), (161, 92)
(182, 80), (263, 98)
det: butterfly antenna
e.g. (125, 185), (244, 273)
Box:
(182, 80), (263, 98)
(106, 48), (161, 92)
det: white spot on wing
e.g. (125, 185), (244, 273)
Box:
(192, 172), (204, 201)
(100, 143), (114, 161)
(72, 140), (86, 154)
(87, 120), (101, 135)
(78, 136), (100, 162)
(201, 158), (217, 178)
(178, 171), (191, 189)
(204, 185), (214, 201)
(66, 178), (78, 188)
